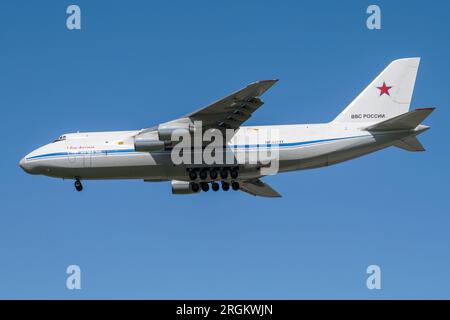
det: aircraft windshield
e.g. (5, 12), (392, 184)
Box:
(53, 135), (66, 143)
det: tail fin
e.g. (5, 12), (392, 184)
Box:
(333, 58), (420, 123)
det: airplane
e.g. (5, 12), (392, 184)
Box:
(19, 57), (434, 197)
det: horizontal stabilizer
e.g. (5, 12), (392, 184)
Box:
(365, 108), (435, 131)
(240, 179), (282, 198)
(393, 136), (425, 152)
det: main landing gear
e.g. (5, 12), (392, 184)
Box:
(211, 181), (220, 192)
(221, 181), (230, 191)
(231, 181), (240, 191)
(190, 180), (239, 193)
(188, 167), (239, 182)
(74, 178), (83, 192)
(187, 167), (240, 194)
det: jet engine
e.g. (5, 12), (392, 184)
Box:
(171, 180), (197, 195)
(157, 123), (195, 141)
(134, 137), (166, 152)
(134, 118), (195, 152)
(134, 129), (163, 152)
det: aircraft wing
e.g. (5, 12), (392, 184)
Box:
(135, 79), (278, 149)
(186, 79), (278, 135)
(239, 179), (282, 198)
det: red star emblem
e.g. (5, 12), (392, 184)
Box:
(377, 82), (392, 96)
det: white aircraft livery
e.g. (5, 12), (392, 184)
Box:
(20, 58), (434, 197)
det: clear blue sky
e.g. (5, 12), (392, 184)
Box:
(1, 0), (449, 299)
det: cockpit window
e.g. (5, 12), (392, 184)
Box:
(53, 135), (66, 143)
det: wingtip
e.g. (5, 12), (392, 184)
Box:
(260, 79), (279, 83)
(248, 79), (279, 86)
(268, 192), (283, 198)
(247, 79), (279, 94)
(415, 107), (436, 111)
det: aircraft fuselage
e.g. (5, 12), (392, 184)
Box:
(19, 122), (426, 181)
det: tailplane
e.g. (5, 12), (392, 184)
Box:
(364, 107), (435, 152)
(333, 58), (421, 123)
(364, 108), (435, 131)
(393, 136), (425, 152)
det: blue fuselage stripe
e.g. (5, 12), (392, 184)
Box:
(26, 134), (370, 161)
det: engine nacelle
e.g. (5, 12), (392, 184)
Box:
(171, 180), (196, 195)
(134, 138), (166, 152)
(134, 118), (195, 151)
(158, 123), (195, 142)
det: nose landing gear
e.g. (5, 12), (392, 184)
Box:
(74, 179), (83, 192)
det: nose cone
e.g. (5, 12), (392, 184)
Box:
(19, 156), (40, 174)
(19, 157), (32, 173)
(20, 144), (55, 175)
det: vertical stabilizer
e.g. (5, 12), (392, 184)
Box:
(333, 58), (420, 123)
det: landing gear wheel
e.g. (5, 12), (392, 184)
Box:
(220, 168), (228, 179)
(230, 168), (239, 179)
(200, 182), (210, 192)
(221, 181), (230, 191)
(231, 181), (240, 191)
(74, 179), (83, 192)
(199, 170), (208, 180)
(211, 182), (220, 191)
(189, 170), (197, 180)
(209, 169), (218, 180)
(191, 182), (200, 193)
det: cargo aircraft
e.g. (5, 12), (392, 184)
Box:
(20, 58), (434, 197)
